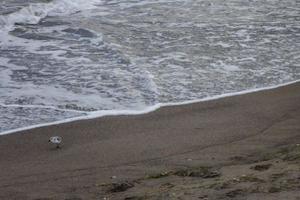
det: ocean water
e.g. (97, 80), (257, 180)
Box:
(0, 0), (299, 134)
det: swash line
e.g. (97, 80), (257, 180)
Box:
(0, 79), (299, 136)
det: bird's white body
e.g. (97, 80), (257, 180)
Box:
(49, 136), (62, 144)
(49, 136), (62, 148)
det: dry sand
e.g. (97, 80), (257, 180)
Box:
(0, 82), (299, 200)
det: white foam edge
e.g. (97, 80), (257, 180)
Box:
(0, 0), (100, 32)
(1, 79), (299, 136)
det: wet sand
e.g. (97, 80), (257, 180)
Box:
(0, 82), (300, 200)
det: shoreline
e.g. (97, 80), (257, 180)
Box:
(1, 79), (299, 136)
(0, 81), (299, 199)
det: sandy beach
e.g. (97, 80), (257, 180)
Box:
(0, 82), (300, 200)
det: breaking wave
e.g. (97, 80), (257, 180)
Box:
(0, 0), (101, 31)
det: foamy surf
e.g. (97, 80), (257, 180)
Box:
(0, 0), (299, 134)
(1, 79), (299, 136)
(0, 0), (101, 31)
(0, 103), (87, 113)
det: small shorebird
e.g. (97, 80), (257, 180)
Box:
(49, 136), (62, 149)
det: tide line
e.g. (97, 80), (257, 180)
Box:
(1, 79), (299, 136)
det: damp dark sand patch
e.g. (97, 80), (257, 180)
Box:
(251, 163), (272, 171)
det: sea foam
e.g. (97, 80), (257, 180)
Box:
(1, 79), (299, 136)
(0, 0), (101, 31)
(0, 0), (299, 135)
